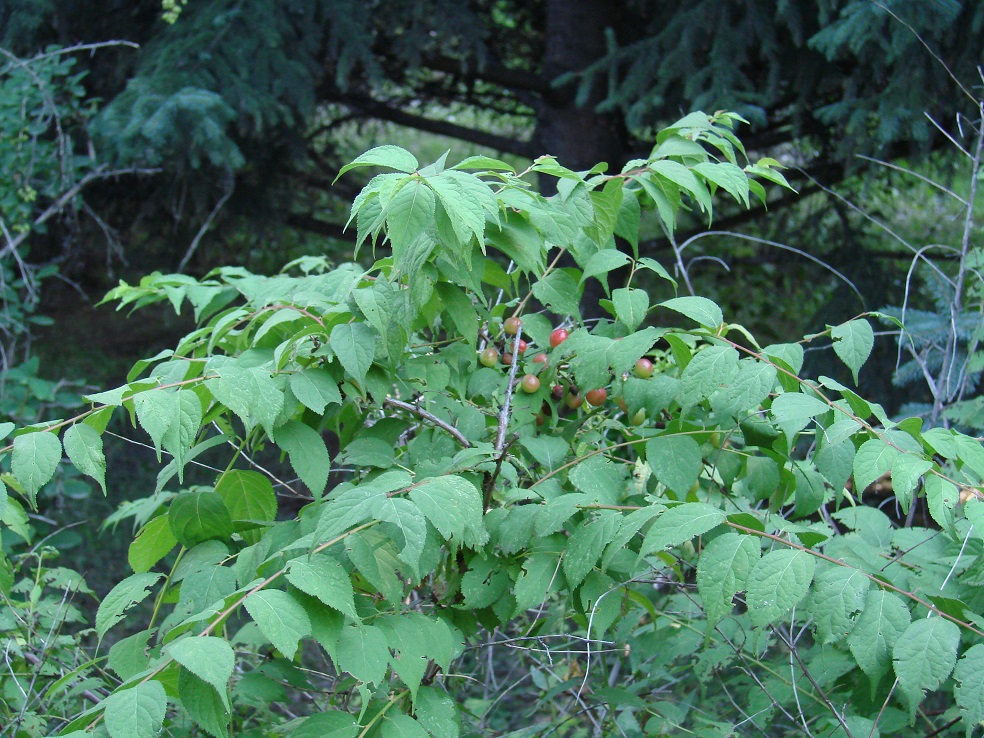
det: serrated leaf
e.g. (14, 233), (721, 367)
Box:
(287, 552), (358, 619)
(63, 423), (106, 494)
(408, 475), (487, 546)
(831, 319), (874, 385)
(128, 514), (178, 573)
(381, 714), (430, 738)
(289, 369), (342, 414)
(581, 249), (631, 284)
(954, 643), (984, 738)
(277, 420), (331, 499)
(659, 296), (723, 328)
(694, 161), (750, 206)
(532, 270), (581, 317)
(639, 502), (725, 559)
(335, 624), (390, 685)
(564, 510), (621, 589)
(696, 532), (760, 628)
(415, 686), (460, 738)
(646, 435), (702, 494)
(215, 469), (277, 527)
(167, 636), (234, 699)
(612, 288), (649, 332)
(374, 496), (427, 576)
(243, 590), (311, 659)
(102, 680), (166, 738)
(678, 345), (740, 407)
(97, 572), (163, 640)
(168, 490), (234, 548)
(809, 567), (869, 644)
(745, 549), (815, 626)
(710, 360), (777, 419)
(770, 392), (830, 442)
(179, 669), (230, 738)
(330, 322), (376, 387)
(12, 430), (62, 507)
(891, 455), (933, 514)
(336, 145), (419, 181)
(853, 438), (899, 495)
(292, 712), (359, 738)
(848, 590), (911, 685)
(925, 474), (958, 532)
(893, 617), (960, 717)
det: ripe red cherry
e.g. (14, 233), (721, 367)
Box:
(532, 353), (548, 365)
(516, 339), (527, 355)
(585, 388), (608, 407)
(634, 358), (654, 378)
(549, 328), (569, 348)
(521, 374), (541, 393)
(504, 317), (522, 335)
(479, 347), (499, 367)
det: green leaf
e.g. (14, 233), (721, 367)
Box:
(243, 590), (311, 659)
(831, 318), (874, 385)
(108, 630), (154, 681)
(954, 643), (984, 738)
(12, 430), (62, 507)
(891, 455), (933, 514)
(848, 590), (911, 685)
(925, 474), (958, 532)
(678, 345), (740, 407)
(532, 270), (581, 317)
(128, 514), (178, 573)
(335, 624), (390, 685)
(179, 669), (230, 738)
(694, 161), (750, 206)
(409, 475), (488, 547)
(336, 145), (419, 181)
(581, 249), (631, 285)
(387, 179), (436, 261)
(277, 420), (332, 499)
(96, 572), (163, 640)
(659, 296), (723, 328)
(168, 490), (234, 548)
(696, 532), (760, 628)
(815, 438), (856, 492)
(167, 636), (234, 700)
(415, 686), (460, 738)
(292, 712), (359, 738)
(162, 389), (203, 474)
(102, 680), (166, 738)
(215, 469), (277, 527)
(612, 288), (649, 331)
(710, 359), (777, 419)
(381, 714), (430, 738)
(893, 617), (960, 718)
(770, 392), (830, 442)
(745, 549), (816, 627)
(646, 435), (702, 494)
(435, 283), (478, 351)
(564, 510), (621, 589)
(639, 502), (726, 559)
(853, 438), (899, 495)
(374, 496), (427, 575)
(289, 369), (342, 414)
(514, 552), (561, 614)
(63, 423), (106, 494)
(809, 566), (869, 644)
(287, 553), (358, 620)
(330, 322), (376, 387)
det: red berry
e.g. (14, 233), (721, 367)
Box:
(634, 358), (654, 378)
(521, 374), (541, 393)
(533, 353), (548, 364)
(480, 347), (499, 367)
(516, 339), (528, 354)
(502, 352), (515, 365)
(549, 328), (569, 348)
(586, 388), (608, 407)
(504, 317), (522, 335)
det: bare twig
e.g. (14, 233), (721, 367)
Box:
(383, 398), (472, 448)
(177, 170), (236, 272)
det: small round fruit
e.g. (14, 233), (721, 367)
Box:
(516, 339), (528, 355)
(632, 408), (647, 426)
(566, 393), (583, 409)
(504, 316), (523, 335)
(521, 374), (541, 393)
(549, 328), (569, 348)
(479, 347), (499, 367)
(532, 353), (548, 365)
(551, 384), (565, 401)
(501, 352), (515, 365)
(633, 358), (654, 378)
(585, 388), (608, 407)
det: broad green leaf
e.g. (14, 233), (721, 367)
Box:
(336, 145), (419, 180)
(893, 617), (960, 718)
(243, 590), (311, 659)
(168, 490), (234, 548)
(215, 469), (277, 528)
(277, 420), (331, 499)
(694, 161), (750, 206)
(532, 269), (581, 317)
(315, 478), (402, 544)
(386, 179), (436, 260)
(63, 423), (106, 494)
(646, 435), (702, 494)
(435, 283), (478, 351)
(891, 455), (933, 514)
(678, 346), (740, 407)
(292, 712), (359, 738)
(107, 630), (154, 681)
(639, 502), (726, 559)
(167, 636), (234, 699)
(710, 360), (777, 419)
(954, 643), (984, 738)
(335, 624), (390, 685)
(102, 680), (166, 738)
(831, 319), (874, 385)
(409, 475), (488, 546)
(162, 389), (203, 475)
(286, 552), (358, 619)
(696, 532), (760, 628)
(133, 390), (175, 458)
(330, 322), (376, 387)
(381, 714), (430, 738)
(745, 549), (816, 627)
(581, 249), (631, 284)
(853, 438), (899, 496)
(815, 438), (855, 492)
(770, 392), (829, 442)
(520, 436), (570, 470)
(925, 474), (957, 533)
(289, 369), (342, 414)
(346, 529), (405, 604)
(564, 510), (621, 589)
(809, 567), (869, 644)
(612, 287), (649, 331)
(415, 686), (460, 738)
(97, 572), (163, 640)
(535, 493), (590, 537)
(461, 557), (509, 608)
(374, 496), (427, 575)
(179, 669), (230, 738)
(514, 552), (561, 614)
(12, 430), (62, 507)
(377, 614), (430, 698)
(659, 296), (723, 328)
(848, 590), (910, 685)
(128, 514), (178, 573)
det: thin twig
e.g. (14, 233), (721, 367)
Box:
(383, 398), (472, 448)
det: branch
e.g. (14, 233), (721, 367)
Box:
(383, 398), (472, 448)
(340, 93), (536, 159)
